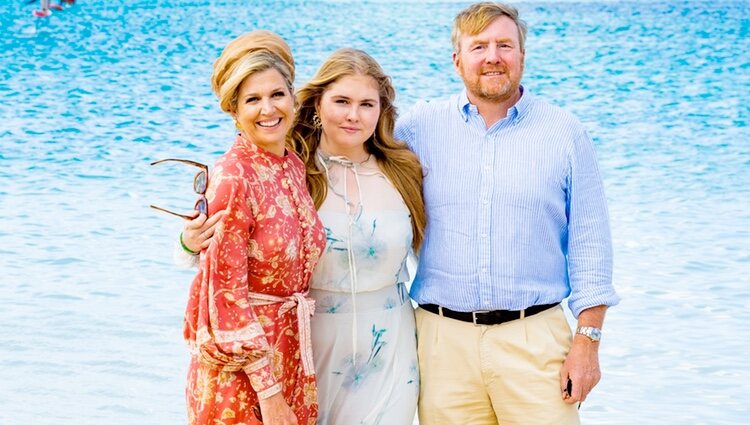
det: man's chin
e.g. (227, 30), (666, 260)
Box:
(478, 90), (512, 103)
(478, 84), (520, 102)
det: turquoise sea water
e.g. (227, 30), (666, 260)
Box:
(1, 0), (748, 423)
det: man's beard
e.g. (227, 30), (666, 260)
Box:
(478, 80), (515, 102)
(462, 65), (521, 103)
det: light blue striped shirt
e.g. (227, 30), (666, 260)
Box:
(395, 88), (619, 317)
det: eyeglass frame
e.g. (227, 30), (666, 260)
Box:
(149, 158), (209, 219)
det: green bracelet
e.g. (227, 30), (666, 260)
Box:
(179, 232), (199, 256)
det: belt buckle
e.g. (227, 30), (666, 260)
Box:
(472, 310), (490, 325)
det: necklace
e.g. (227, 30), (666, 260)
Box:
(318, 148), (371, 166)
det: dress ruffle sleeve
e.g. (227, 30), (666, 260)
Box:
(183, 165), (281, 399)
(173, 241), (199, 269)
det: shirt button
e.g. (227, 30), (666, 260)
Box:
(482, 200), (489, 205)
(481, 268), (487, 273)
(484, 301), (491, 307)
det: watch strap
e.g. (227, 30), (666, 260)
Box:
(576, 326), (602, 342)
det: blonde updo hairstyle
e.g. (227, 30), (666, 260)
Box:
(211, 30), (295, 115)
(290, 48), (426, 252)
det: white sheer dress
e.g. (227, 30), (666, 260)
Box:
(310, 152), (418, 425)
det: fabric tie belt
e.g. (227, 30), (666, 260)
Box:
(249, 291), (316, 376)
(420, 302), (559, 325)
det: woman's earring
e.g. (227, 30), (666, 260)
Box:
(234, 119), (242, 130)
(312, 113), (322, 130)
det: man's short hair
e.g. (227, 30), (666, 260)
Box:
(452, 2), (528, 53)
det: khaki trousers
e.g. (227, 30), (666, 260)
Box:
(415, 305), (580, 425)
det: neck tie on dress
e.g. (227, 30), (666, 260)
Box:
(317, 151), (366, 367)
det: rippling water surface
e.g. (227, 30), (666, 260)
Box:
(1, 1), (748, 424)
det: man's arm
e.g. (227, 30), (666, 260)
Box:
(565, 127), (618, 317)
(560, 126), (619, 404)
(394, 101), (421, 150)
(559, 304), (607, 404)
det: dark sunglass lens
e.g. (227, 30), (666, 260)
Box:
(194, 171), (207, 194)
(195, 198), (208, 215)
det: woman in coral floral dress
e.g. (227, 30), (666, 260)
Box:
(182, 31), (325, 425)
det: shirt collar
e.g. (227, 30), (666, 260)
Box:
(457, 90), (473, 121)
(457, 85), (532, 125)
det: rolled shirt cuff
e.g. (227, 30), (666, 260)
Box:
(568, 286), (620, 318)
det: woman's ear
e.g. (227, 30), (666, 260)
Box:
(230, 112), (242, 130)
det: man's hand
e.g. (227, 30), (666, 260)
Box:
(182, 209), (225, 252)
(559, 304), (607, 404)
(258, 392), (298, 425)
(559, 335), (600, 404)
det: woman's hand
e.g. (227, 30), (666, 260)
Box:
(182, 210), (225, 253)
(258, 392), (298, 425)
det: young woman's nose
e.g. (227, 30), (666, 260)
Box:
(346, 106), (359, 121)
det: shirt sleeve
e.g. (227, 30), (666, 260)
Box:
(565, 129), (620, 317)
(184, 168), (281, 399)
(395, 102), (419, 150)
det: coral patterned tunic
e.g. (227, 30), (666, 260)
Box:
(183, 135), (325, 425)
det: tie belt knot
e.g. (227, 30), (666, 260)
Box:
(249, 291), (316, 376)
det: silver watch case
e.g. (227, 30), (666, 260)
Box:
(576, 326), (602, 342)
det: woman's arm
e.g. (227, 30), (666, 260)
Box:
(184, 168), (281, 399)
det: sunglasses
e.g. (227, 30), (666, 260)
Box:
(149, 158), (209, 219)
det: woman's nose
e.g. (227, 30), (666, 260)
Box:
(346, 106), (359, 121)
(260, 98), (274, 114)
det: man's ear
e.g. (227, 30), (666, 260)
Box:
(452, 51), (461, 74)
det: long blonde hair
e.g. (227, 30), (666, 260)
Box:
(290, 48), (426, 251)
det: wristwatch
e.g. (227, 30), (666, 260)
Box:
(576, 326), (602, 342)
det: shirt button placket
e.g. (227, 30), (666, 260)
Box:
(479, 133), (494, 308)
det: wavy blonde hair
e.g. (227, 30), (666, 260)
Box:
(290, 48), (426, 251)
(210, 30), (295, 115)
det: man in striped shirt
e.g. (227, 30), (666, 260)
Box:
(394, 2), (620, 424)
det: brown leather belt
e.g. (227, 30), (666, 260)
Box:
(420, 302), (559, 325)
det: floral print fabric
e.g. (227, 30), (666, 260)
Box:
(184, 135), (325, 425)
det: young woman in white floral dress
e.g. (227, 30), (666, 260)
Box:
(180, 48), (426, 424)
(293, 49), (425, 425)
